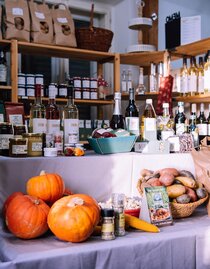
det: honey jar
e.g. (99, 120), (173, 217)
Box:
(23, 133), (43, 157)
(9, 137), (27, 157)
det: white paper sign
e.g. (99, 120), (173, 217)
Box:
(57, 17), (68, 24)
(35, 12), (45, 20)
(12, 8), (23, 16)
(181, 15), (201, 45)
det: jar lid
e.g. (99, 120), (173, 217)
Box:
(23, 133), (43, 137)
(0, 122), (12, 126)
(73, 77), (81, 79)
(82, 77), (90, 80)
(101, 208), (114, 217)
(9, 137), (26, 142)
(18, 73), (26, 76)
(26, 74), (35, 77)
(35, 74), (44, 77)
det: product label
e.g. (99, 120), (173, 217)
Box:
(121, 81), (127, 92)
(32, 118), (47, 133)
(114, 212), (125, 236)
(0, 114), (4, 122)
(83, 91), (90, 99)
(90, 91), (97, 100)
(0, 134), (13, 149)
(47, 119), (60, 134)
(198, 76), (204, 93)
(180, 76), (188, 94)
(125, 117), (139, 135)
(0, 64), (7, 82)
(197, 123), (208, 136)
(35, 11), (45, 20)
(18, 86), (25, 96)
(149, 76), (156, 92)
(57, 17), (68, 23)
(12, 145), (27, 155)
(59, 87), (67, 97)
(9, 114), (23, 125)
(90, 80), (97, 88)
(188, 74), (197, 93)
(79, 120), (84, 128)
(204, 69), (210, 92)
(18, 76), (25, 85)
(12, 8), (23, 16)
(74, 90), (81, 99)
(64, 118), (79, 144)
(144, 118), (156, 131)
(85, 120), (92, 129)
(208, 124), (210, 136)
(32, 142), (42, 152)
(82, 80), (90, 88)
(127, 81), (132, 91)
(97, 120), (103, 128)
(27, 88), (35, 97)
(74, 80), (81, 88)
(101, 223), (114, 233)
(35, 77), (44, 85)
(26, 77), (35, 85)
(175, 123), (185, 135)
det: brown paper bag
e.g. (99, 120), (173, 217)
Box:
(28, 0), (54, 45)
(3, 0), (30, 42)
(51, 4), (77, 47)
(191, 137), (210, 215)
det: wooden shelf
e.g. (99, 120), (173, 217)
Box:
(17, 41), (115, 63)
(0, 85), (12, 90)
(173, 93), (210, 103)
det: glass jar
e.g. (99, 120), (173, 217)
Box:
(9, 137), (27, 157)
(111, 193), (125, 236)
(73, 77), (82, 88)
(90, 78), (98, 89)
(13, 124), (27, 136)
(0, 122), (14, 156)
(18, 73), (26, 85)
(23, 133), (43, 157)
(90, 88), (98, 100)
(26, 85), (35, 97)
(26, 74), (35, 85)
(74, 88), (82, 99)
(101, 208), (115, 240)
(58, 84), (67, 98)
(82, 88), (90, 99)
(35, 74), (44, 85)
(82, 77), (90, 88)
(18, 84), (26, 97)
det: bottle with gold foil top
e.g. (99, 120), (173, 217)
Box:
(180, 57), (188, 96)
(204, 50), (210, 93)
(111, 193), (125, 237)
(197, 56), (204, 94)
(188, 56), (198, 96)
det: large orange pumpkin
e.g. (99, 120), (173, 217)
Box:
(2, 191), (23, 217)
(26, 171), (65, 204)
(47, 194), (100, 243)
(6, 194), (50, 239)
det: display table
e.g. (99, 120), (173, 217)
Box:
(1, 151), (204, 269)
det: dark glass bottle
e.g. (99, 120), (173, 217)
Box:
(175, 102), (186, 135)
(125, 88), (139, 135)
(0, 51), (7, 86)
(110, 92), (125, 130)
(197, 103), (207, 143)
(189, 103), (199, 149)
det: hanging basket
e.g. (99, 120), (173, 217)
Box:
(75, 4), (114, 52)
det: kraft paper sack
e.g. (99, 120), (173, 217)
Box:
(51, 4), (77, 47)
(191, 137), (210, 215)
(3, 0), (30, 42)
(28, 0), (54, 45)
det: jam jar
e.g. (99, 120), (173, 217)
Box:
(0, 122), (14, 156)
(23, 133), (43, 157)
(9, 137), (27, 157)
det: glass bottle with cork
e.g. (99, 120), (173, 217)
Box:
(174, 101), (186, 135)
(189, 103), (199, 149)
(180, 57), (188, 96)
(197, 103), (207, 143)
(110, 92), (125, 130)
(197, 56), (204, 94)
(204, 50), (210, 94)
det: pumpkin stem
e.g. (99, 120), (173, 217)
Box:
(67, 197), (84, 207)
(40, 170), (46, 176)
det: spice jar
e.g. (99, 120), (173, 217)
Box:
(0, 122), (14, 156)
(111, 193), (125, 236)
(9, 137), (27, 157)
(23, 133), (43, 157)
(101, 208), (115, 240)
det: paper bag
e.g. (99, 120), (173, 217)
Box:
(51, 4), (77, 47)
(3, 0), (30, 42)
(28, 0), (54, 45)
(191, 137), (210, 215)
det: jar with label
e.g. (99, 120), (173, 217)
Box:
(26, 74), (35, 86)
(23, 133), (43, 157)
(73, 77), (82, 88)
(35, 74), (44, 85)
(18, 73), (26, 85)
(13, 124), (27, 137)
(111, 193), (125, 236)
(9, 137), (27, 157)
(90, 78), (98, 89)
(101, 208), (115, 240)
(82, 77), (90, 88)
(26, 85), (35, 97)
(0, 122), (14, 156)
(74, 88), (82, 99)
(90, 88), (98, 100)
(48, 83), (58, 97)
(58, 84), (67, 98)
(82, 88), (90, 99)
(18, 85), (26, 97)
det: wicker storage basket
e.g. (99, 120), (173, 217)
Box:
(75, 4), (113, 52)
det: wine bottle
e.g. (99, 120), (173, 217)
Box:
(127, 69), (132, 92)
(0, 51), (7, 86)
(140, 99), (157, 141)
(180, 57), (188, 96)
(174, 102), (186, 135)
(149, 62), (157, 93)
(110, 92), (125, 130)
(188, 56), (198, 96)
(197, 103), (207, 143)
(29, 84), (47, 133)
(189, 103), (199, 149)
(197, 56), (204, 94)
(125, 88), (139, 136)
(157, 102), (174, 140)
(136, 67), (146, 95)
(204, 50), (210, 94)
(46, 84), (60, 134)
(63, 84), (79, 144)
(121, 69), (127, 93)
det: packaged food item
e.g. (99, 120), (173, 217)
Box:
(4, 102), (25, 125)
(9, 137), (27, 157)
(23, 133), (43, 157)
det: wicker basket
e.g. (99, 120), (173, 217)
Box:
(170, 195), (208, 219)
(75, 4), (113, 52)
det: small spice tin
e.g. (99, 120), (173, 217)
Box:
(9, 137), (27, 157)
(23, 133), (43, 157)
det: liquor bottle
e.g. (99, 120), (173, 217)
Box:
(204, 50), (210, 93)
(174, 102), (186, 135)
(29, 84), (47, 133)
(0, 51), (7, 85)
(46, 84), (60, 134)
(188, 56), (198, 96)
(63, 84), (79, 144)
(121, 69), (127, 93)
(180, 57), (188, 96)
(156, 61), (163, 91)
(197, 103), (207, 143)
(110, 92), (125, 130)
(127, 69), (132, 92)
(189, 103), (199, 149)
(149, 62), (157, 93)
(136, 67), (146, 95)
(140, 99), (157, 141)
(157, 103), (174, 140)
(197, 57), (204, 94)
(125, 88), (139, 136)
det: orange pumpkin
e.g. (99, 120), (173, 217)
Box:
(2, 192), (23, 217)
(6, 194), (50, 239)
(47, 194), (100, 243)
(26, 171), (65, 204)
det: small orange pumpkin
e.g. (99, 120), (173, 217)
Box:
(47, 194), (100, 243)
(26, 171), (65, 204)
(6, 194), (50, 239)
(2, 192), (23, 217)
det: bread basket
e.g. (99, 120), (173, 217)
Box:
(75, 4), (113, 52)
